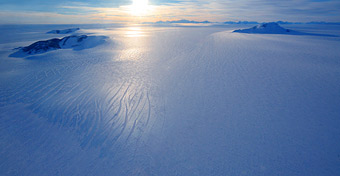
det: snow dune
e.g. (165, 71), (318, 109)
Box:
(0, 24), (340, 175)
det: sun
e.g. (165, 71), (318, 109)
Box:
(133, 0), (148, 7)
(129, 0), (150, 16)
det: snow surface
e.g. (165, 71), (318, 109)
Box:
(46, 28), (80, 34)
(1, 24), (340, 176)
(9, 35), (107, 57)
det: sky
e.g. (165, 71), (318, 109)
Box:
(0, 0), (339, 24)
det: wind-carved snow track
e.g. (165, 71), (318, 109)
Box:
(0, 55), (153, 158)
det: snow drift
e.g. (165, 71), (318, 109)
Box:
(46, 28), (80, 34)
(10, 35), (107, 57)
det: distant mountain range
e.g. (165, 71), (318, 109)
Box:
(144, 20), (340, 25)
(47, 28), (80, 34)
(223, 21), (258, 24)
(144, 20), (211, 24)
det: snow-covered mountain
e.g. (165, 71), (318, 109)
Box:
(10, 35), (107, 57)
(46, 28), (80, 34)
(233, 22), (337, 36)
(233, 22), (298, 34)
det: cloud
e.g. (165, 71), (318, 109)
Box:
(0, 11), (128, 24)
(0, 0), (339, 24)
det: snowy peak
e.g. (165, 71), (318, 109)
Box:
(252, 22), (290, 32)
(59, 35), (107, 51)
(59, 35), (88, 49)
(46, 28), (80, 34)
(233, 22), (296, 34)
(233, 22), (337, 36)
(10, 35), (107, 57)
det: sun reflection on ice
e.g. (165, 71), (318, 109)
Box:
(124, 27), (147, 37)
(117, 26), (151, 61)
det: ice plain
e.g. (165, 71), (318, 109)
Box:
(0, 24), (340, 175)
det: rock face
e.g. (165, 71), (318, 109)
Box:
(46, 28), (80, 34)
(10, 35), (107, 57)
(20, 38), (61, 55)
(233, 22), (298, 34)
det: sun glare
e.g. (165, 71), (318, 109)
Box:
(129, 0), (150, 16)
